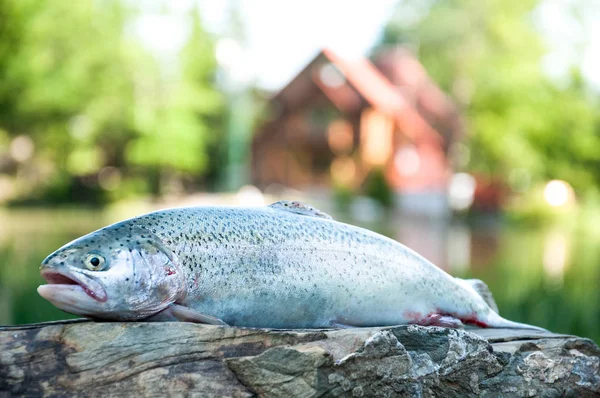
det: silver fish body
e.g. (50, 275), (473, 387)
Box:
(39, 202), (541, 330)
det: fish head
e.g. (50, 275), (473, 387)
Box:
(38, 224), (185, 320)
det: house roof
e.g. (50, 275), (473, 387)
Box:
(266, 48), (457, 147)
(318, 48), (443, 146)
(373, 47), (462, 141)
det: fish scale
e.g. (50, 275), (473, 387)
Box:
(38, 201), (545, 331)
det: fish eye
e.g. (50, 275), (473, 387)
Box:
(85, 254), (106, 271)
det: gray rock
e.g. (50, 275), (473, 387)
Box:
(0, 321), (597, 397)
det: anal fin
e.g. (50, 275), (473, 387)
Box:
(414, 314), (464, 328)
(146, 304), (228, 326)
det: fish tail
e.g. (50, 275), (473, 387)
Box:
(484, 311), (548, 332)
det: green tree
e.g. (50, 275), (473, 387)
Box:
(0, 0), (224, 203)
(380, 0), (600, 197)
(0, 0), (142, 203)
(125, 8), (224, 195)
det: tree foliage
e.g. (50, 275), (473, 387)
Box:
(380, 0), (600, 197)
(0, 0), (223, 203)
(126, 8), (224, 181)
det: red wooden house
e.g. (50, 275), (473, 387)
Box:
(251, 47), (463, 213)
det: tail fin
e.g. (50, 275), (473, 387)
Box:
(484, 310), (549, 332)
(456, 278), (499, 314)
(457, 277), (548, 331)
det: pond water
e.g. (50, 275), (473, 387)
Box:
(0, 207), (597, 343)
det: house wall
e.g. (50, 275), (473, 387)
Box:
(355, 107), (450, 194)
(254, 104), (451, 200)
(386, 139), (450, 192)
(252, 96), (361, 190)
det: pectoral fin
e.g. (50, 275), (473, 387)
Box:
(146, 304), (228, 325)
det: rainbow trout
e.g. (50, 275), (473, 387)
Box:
(38, 201), (543, 330)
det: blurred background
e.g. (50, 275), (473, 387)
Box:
(0, 0), (598, 342)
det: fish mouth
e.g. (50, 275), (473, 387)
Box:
(40, 270), (107, 303)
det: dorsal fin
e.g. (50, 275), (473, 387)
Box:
(269, 200), (333, 220)
(458, 278), (499, 314)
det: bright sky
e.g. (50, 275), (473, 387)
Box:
(131, 0), (600, 91)
(534, 0), (600, 89)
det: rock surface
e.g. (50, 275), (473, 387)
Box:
(0, 320), (598, 397)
